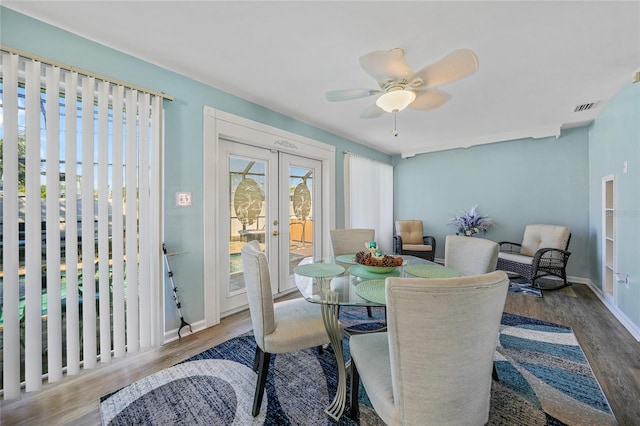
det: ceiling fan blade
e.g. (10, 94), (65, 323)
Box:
(409, 89), (451, 110)
(325, 88), (380, 102)
(359, 48), (413, 84)
(360, 104), (385, 119)
(409, 48), (479, 88)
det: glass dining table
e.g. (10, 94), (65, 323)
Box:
(293, 254), (461, 420)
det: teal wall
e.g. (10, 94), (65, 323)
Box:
(0, 7), (390, 330)
(589, 81), (640, 328)
(393, 128), (591, 278)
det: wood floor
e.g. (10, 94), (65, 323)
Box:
(2, 283), (639, 425)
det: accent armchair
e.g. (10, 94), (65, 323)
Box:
(240, 240), (332, 416)
(496, 224), (572, 290)
(349, 271), (509, 425)
(393, 220), (436, 262)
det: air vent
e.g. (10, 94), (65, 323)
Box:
(574, 102), (599, 112)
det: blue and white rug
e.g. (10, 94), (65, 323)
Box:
(509, 280), (543, 297)
(100, 311), (615, 425)
(494, 313), (615, 425)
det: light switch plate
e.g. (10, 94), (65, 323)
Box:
(176, 192), (192, 207)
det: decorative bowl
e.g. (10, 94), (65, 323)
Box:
(360, 265), (398, 274)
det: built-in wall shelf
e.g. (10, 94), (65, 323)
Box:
(603, 176), (615, 301)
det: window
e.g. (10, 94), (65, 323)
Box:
(344, 153), (393, 254)
(0, 50), (164, 398)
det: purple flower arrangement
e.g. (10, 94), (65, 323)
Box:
(448, 205), (495, 236)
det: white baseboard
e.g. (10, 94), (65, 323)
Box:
(584, 279), (640, 342)
(566, 275), (590, 284)
(163, 319), (207, 344)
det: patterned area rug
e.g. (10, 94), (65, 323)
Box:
(494, 313), (615, 425)
(509, 280), (543, 297)
(507, 277), (574, 298)
(100, 311), (615, 425)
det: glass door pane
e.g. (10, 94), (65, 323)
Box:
(219, 140), (277, 314)
(229, 156), (267, 294)
(280, 154), (322, 292)
(288, 166), (313, 265)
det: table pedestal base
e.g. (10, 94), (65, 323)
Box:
(320, 290), (348, 421)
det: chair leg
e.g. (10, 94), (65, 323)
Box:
(366, 306), (372, 317)
(252, 346), (261, 372)
(253, 349), (271, 417)
(492, 363), (499, 381)
(350, 359), (360, 419)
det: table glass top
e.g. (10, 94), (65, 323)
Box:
(293, 255), (461, 306)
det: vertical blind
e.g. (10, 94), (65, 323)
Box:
(0, 50), (163, 398)
(344, 153), (394, 254)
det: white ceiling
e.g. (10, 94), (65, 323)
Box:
(4, 1), (639, 157)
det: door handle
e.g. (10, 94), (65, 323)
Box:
(272, 230), (279, 236)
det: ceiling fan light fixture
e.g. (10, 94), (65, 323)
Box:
(375, 90), (416, 113)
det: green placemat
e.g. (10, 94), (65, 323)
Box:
(349, 264), (401, 280)
(404, 263), (461, 278)
(355, 279), (387, 304)
(335, 254), (357, 264)
(294, 263), (344, 278)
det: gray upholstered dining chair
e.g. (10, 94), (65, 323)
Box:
(330, 228), (376, 317)
(240, 240), (332, 417)
(444, 234), (500, 276)
(330, 228), (375, 260)
(349, 271), (509, 425)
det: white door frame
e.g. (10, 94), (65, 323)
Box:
(202, 107), (335, 327)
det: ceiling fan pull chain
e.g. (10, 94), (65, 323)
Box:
(392, 112), (399, 137)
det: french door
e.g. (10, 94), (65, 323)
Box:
(218, 139), (322, 314)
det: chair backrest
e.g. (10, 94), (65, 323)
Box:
(395, 220), (424, 245)
(240, 240), (275, 351)
(329, 228), (375, 256)
(520, 224), (570, 256)
(385, 271), (509, 425)
(444, 235), (499, 276)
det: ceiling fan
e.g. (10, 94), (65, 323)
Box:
(325, 48), (479, 120)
